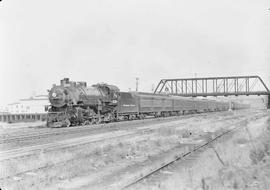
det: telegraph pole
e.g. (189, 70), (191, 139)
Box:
(136, 77), (139, 92)
(151, 84), (155, 92)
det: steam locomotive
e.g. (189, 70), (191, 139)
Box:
(46, 78), (246, 127)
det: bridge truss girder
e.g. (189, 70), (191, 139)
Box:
(154, 75), (270, 97)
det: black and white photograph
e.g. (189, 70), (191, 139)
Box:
(0, 0), (270, 189)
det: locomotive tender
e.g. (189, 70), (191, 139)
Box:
(47, 78), (245, 127)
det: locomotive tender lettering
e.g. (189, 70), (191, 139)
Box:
(122, 104), (136, 107)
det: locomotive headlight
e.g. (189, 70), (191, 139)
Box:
(52, 92), (57, 98)
(49, 86), (67, 108)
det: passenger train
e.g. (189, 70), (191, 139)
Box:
(46, 78), (248, 127)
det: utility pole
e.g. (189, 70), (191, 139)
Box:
(136, 77), (139, 92)
(151, 84), (155, 92)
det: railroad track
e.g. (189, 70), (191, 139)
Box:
(0, 119), (194, 179)
(0, 118), (184, 145)
(0, 112), (215, 144)
(0, 117), (202, 161)
(122, 128), (237, 189)
(0, 115), (192, 143)
(0, 110), (253, 145)
(120, 114), (265, 190)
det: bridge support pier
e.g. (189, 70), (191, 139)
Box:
(268, 95), (270, 109)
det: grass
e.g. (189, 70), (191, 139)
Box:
(249, 146), (266, 164)
(199, 115), (270, 190)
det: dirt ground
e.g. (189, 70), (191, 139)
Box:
(0, 109), (269, 190)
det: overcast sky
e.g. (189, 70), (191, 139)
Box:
(0, 0), (269, 107)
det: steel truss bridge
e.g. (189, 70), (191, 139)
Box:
(154, 76), (270, 105)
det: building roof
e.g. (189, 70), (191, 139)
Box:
(35, 95), (48, 98)
(8, 102), (20, 105)
(20, 95), (48, 101)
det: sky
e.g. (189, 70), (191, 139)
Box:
(0, 0), (270, 107)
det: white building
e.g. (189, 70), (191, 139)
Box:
(7, 95), (49, 114)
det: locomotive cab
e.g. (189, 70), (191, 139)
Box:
(93, 83), (120, 105)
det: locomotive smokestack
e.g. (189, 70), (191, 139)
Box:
(60, 78), (70, 86)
